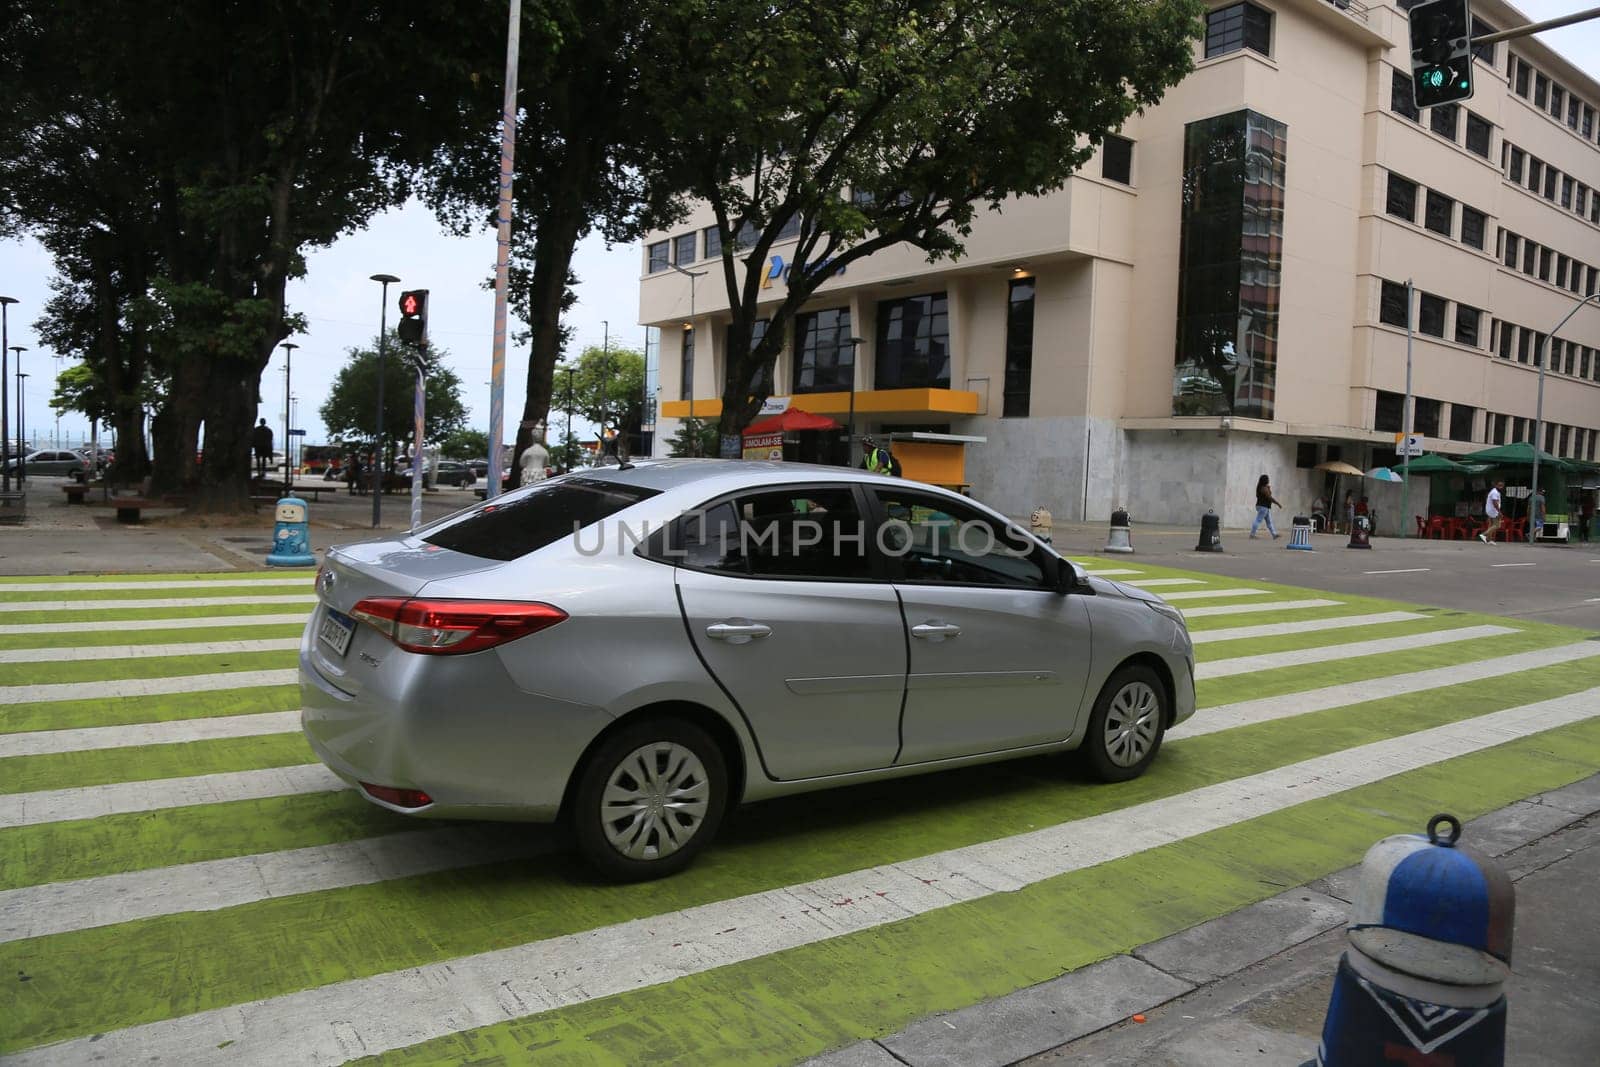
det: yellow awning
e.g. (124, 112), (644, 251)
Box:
(660, 388), (980, 421)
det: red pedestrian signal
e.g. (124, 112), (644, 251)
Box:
(397, 289), (429, 344)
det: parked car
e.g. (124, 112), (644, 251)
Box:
(433, 460), (476, 487)
(301, 461), (1194, 881)
(6, 449), (93, 479)
(466, 459), (489, 477)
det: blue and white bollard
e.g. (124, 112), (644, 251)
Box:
(1307, 814), (1513, 1067)
(1287, 515), (1314, 551)
(266, 497), (316, 568)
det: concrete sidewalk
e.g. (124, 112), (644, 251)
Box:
(804, 776), (1600, 1067)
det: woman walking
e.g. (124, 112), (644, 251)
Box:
(1250, 474), (1282, 539)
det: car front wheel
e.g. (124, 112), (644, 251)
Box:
(1079, 663), (1167, 783)
(571, 718), (728, 881)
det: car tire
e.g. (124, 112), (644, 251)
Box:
(571, 717), (728, 882)
(1078, 663), (1167, 783)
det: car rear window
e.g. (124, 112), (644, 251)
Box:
(421, 477), (659, 561)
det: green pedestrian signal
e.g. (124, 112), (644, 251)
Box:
(1408, 0), (1474, 108)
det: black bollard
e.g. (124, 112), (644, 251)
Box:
(1346, 514), (1372, 550)
(1194, 509), (1223, 552)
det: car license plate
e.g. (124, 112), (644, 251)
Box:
(318, 609), (355, 657)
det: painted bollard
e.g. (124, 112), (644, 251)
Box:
(1287, 515), (1314, 551)
(1307, 814), (1513, 1067)
(1346, 513), (1372, 550)
(1030, 506), (1053, 545)
(1105, 508), (1134, 554)
(266, 497), (316, 568)
(1194, 509), (1223, 552)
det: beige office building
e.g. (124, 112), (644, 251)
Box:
(638, 0), (1600, 530)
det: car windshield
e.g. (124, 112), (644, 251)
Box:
(421, 476), (659, 561)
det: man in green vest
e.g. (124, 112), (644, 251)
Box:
(861, 435), (900, 476)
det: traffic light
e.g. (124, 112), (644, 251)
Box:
(1408, 0), (1473, 107)
(396, 289), (429, 344)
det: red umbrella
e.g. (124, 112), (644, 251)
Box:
(743, 409), (841, 435)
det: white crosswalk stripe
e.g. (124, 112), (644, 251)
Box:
(0, 669), (299, 707)
(1180, 599), (1342, 618)
(0, 711), (301, 758)
(1078, 568), (1141, 577)
(0, 594), (316, 613)
(1196, 625), (1519, 680)
(1122, 578), (1204, 588)
(0, 763), (344, 829)
(21, 689), (1593, 1067)
(1155, 588), (1269, 602)
(0, 578), (313, 593)
(0, 638), (301, 664)
(1190, 611), (1428, 644)
(0, 612), (310, 636)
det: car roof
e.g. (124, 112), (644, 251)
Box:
(576, 458), (908, 496)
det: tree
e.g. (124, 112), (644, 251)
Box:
(665, 418), (719, 459)
(319, 337), (468, 464)
(653, 0), (1204, 448)
(439, 429), (490, 460)
(553, 344), (647, 442)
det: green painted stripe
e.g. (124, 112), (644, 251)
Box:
(0, 685), (299, 735)
(362, 719), (1600, 1067)
(0, 572), (306, 584)
(5, 662), (1595, 1049)
(0, 603), (314, 626)
(1197, 627), (1574, 706)
(0, 791), (425, 892)
(1, 650), (296, 687)
(0, 624), (305, 652)
(0, 585), (315, 603)
(0, 733), (314, 795)
(1194, 615), (1532, 661)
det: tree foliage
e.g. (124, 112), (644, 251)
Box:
(665, 418), (719, 459)
(651, 0), (1204, 446)
(439, 428), (490, 460)
(319, 338), (468, 461)
(552, 345), (647, 437)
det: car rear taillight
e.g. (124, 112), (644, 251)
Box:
(349, 597), (566, 655)
(360, 783), (434, 808)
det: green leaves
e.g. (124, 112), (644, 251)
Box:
(319, 336), (468, 452)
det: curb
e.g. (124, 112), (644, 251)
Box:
(801, 773), (1600, 1067)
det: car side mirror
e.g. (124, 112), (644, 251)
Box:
(1054, 558), (1090, 595)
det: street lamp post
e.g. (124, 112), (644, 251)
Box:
(53, 353), (63, 448)
(1400, 279), (1415, 539)
(600, 319), (611, 461)
(0, 295), (14, 494)
(668, 264), (707, 456)
(369, 274), (400, 527)
(1528, 292), (1600, 542)
(13, 349), (27, 486)
(564, 368), (574, 473)
(280, 341), (298, 495)
(845, 336), (864, 467)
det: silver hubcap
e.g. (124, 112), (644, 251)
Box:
(1103, 681), (1161, 768)
(600, 741), (711, 861)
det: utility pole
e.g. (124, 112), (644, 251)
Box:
(564, 368), (574, 473)
(369, 274), (400, 527)
(486, 0), (522, 500)
(13, 350), (26, 486)
(280, 340), (297, 495)
(669, 264), (706, 456)
(0, 295), (14, 494)
(1400, 279), (1415, 538)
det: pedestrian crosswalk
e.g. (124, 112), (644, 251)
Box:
(2, 564), (1597, 1065)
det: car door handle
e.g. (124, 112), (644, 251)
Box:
(706, 621), (772, 644)
(911, 622), (962, 640)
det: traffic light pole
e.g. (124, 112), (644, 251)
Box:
(487, 0), (522, 500)
(1471, 7), (1600, 46)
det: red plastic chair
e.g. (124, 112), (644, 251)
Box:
(1427, 516), (1447, 539)
(1504, 518), (1527, 542)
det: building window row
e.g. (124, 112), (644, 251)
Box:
(1384, 171), (1489, 251)
(1389, 71), (1494, 161)
(1203, 2), (1271, 61)
(1497, 230), (1600, 298)
(1377, 279), (1481, 347)
(1508, 53), (1599, 144)
(648, 220), (774, 273)
(1502, 141), (1600, 226)
(1484, 413), (1599, 460)
(1491, 318), (1600, 384)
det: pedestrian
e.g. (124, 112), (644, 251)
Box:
(1249, 474), (1282, 539)
(1343, 490), (1355, 534)
(1478, 480), (1505, 543)
(1581, 491), (1595, 543)
(1530, 485), (1547, 539)
(860, 435), (901, 476)
(251, 418), (274, 481)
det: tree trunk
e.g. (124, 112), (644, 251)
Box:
(189, 358), (259, 512)
(149, 351), (204, 496)
(512, 216), (582, 483)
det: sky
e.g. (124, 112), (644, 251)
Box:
(1, 1), (1598, 450)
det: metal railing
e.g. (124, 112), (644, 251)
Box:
(1324, 0), (1371, 23)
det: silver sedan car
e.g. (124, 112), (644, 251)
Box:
(301, 461), (1196, 880)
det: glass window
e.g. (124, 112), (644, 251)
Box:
(1295, 442), (1319, 468)
(1455, 305), (1481, 347)
(1544, 166), (1558, 200)
(792, 308), (854, 394)
(1568, 96), (1581, 129)
(1508, 146), (1524, 183)
(1498, 320), (1514, 359)
(1583, 346), (1593, 379)
(1535, 72), (1549, 108)
(872, 489), (1046, 589)
(1513, 416), (1526, 442)
(1002, 278), (1037, 418)
(1417, 292), (1447, 337)
(1465, 112), (1492, 157)
(732, 488), (874, 581)
(702, 226), (722, 260)
(1424, 190), (1453, 235)
(1471, 18), (1497, 65)
(1518, 328), (1531, 363)
(1173, 110), (1286, 420)
(1460, 206), (1486, 250)
(679, 328), (694, 400)
(1391, 70), (1419, 122)
(1380, 280), (1410, 327)
(1450, 404), (1476, 442)
(647, 241), (669, 273)
(875, 293), (950, 389)
(1429, 103), (1458, 140)
(775, 214), (802, 242)
(1585, 105), (1596, 139)
(1527, 157), (1542, 192)
(672, 233), (696, 266)
(1205, 3), (1272, 60)
(1532, 332), (1545, 367)
(1514, 59), (1530, 98)
(1564, 340), (1577, 376)
(1556, 255), (1569, 289)
(1413, 397), (1441, 438)
(1503, 232), (1520, 268)
(724, 319), (773, 396)
(1375, 390), (1405, 433)
(1101, 135), (1133, 185)
(1588, 266), (1598, 296)
(733, 220), (757, 251)
(1540, 247), (1552, 282)
(1592, 197), (1600, 224)
(1386, 173), (1417, 222)
(1523, 239), (1537, 275)
(423, 478), (659, 562)
(1578, 186), (1589, 218)
(1562, 176), (1575, 208)
(1551, 84), (1566, 119)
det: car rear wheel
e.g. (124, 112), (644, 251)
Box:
(572, 718), (728, 881)
(1078, 664), (1167, 783)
